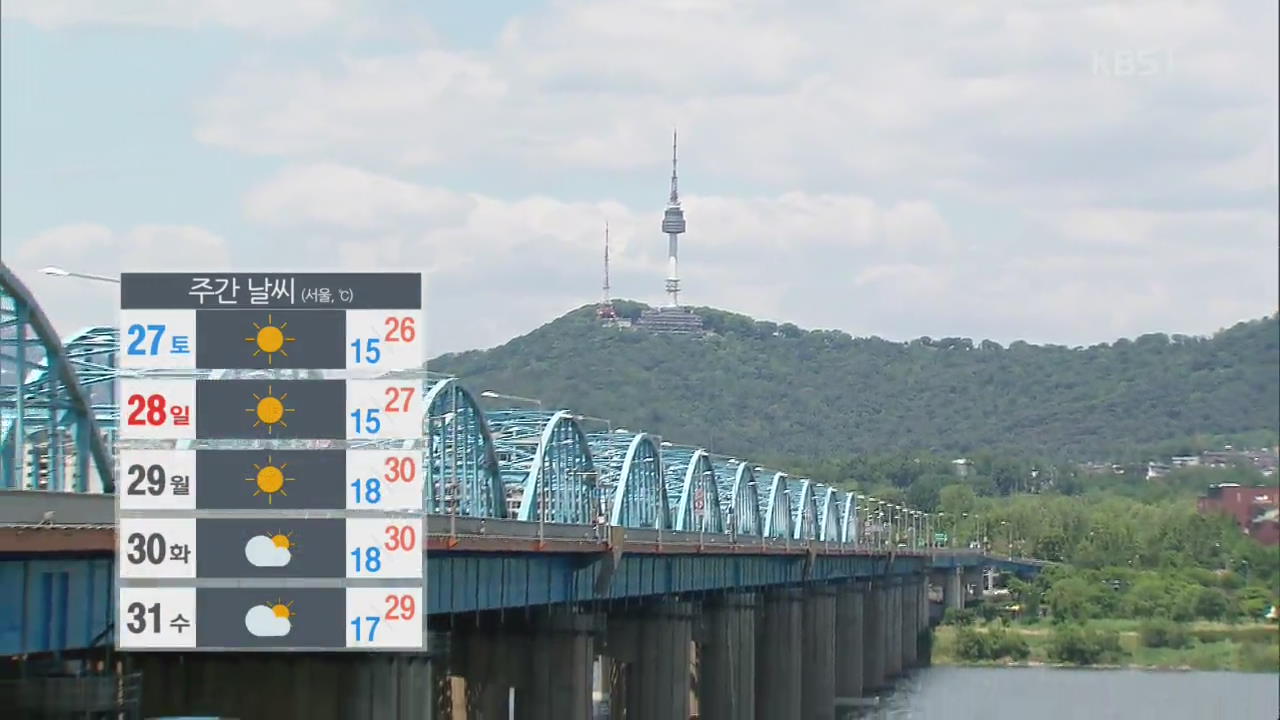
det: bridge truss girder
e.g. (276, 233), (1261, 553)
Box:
(0, 266), (115, 493)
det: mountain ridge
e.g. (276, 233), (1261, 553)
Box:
(431, 302), (1280, 462)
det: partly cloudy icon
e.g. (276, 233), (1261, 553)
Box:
(244, 533), (294, 567)
(244, 601), (293, 637)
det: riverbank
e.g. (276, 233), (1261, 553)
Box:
(931, 620), (1279, 672)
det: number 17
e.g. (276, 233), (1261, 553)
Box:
(351, 615), (380, 641)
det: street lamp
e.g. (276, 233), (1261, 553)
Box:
(573, 414), (613, 432)
(479, 390), (544, 408)
(40, 266), (121, 284)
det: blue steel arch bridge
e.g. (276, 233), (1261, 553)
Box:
(1, 263), (897, 545)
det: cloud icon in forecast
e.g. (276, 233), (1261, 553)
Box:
(244, 602), (293, 637)
(244, 533), (293, 567)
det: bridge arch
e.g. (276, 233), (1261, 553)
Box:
(588, 432), (669, 529)
(790, 478), (820, 540)
(487, 410), (597, 524)
(713, 458), (762, 537)
(661, 446), (723, 532)
(423, 376), (505, 518)
(1, 267), (115, 492)
(760, 471), (793, 539)
(839, 491), (858, 543)
(814, 485), (841, 542)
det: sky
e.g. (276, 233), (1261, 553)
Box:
(1, 0), (1277, 355)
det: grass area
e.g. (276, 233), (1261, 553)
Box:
(932, 620), (1279, 672)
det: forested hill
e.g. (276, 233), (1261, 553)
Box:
(432, 304), (1279, 462)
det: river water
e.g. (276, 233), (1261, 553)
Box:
(853, 666), (1279, 719)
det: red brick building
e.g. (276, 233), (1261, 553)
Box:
(1197, 483), (1280, 545)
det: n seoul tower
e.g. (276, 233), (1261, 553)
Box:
(661, 129), (686, 307)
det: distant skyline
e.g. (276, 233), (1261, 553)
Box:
(2, 0), (1277, 354)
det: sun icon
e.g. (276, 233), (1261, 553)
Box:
(246, 385), (295, 433)
(269, 598), (295, 619)
(245, 456), (295, 503)
(244, 314), (296, 365)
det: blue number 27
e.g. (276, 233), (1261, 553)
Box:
(126, 324), (166, 355)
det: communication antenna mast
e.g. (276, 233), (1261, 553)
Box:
(597, 222), (618, 320)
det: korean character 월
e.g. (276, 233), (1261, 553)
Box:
(170, 474), (191, 496)
(171, 405), (191, 426)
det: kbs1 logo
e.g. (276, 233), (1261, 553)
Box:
(1092, 49), (1175, 78)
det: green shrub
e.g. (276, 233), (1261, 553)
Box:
(1138, 619), (1191, 649)
(1047, 624), (1126, 665)
(953, 626), (1031, 662)
(943, 607), (976, 626)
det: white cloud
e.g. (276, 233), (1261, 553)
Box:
(238, 164), (1275, 353)
(3, 223), (230, 337)
(192, 0), (1277, 209)
(0, 0), (349, 33)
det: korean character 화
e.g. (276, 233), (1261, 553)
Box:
(170, 474), (190, 496)
(247, 277), (271, 305)
(170, 614), (191, 634)
(171, 405), (191, 426)
(169, 543), (192, 564)
(270, 277), (296, 304)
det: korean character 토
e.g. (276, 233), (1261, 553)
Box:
(170, 405), (191, 426)
(170, 335), (191, 355)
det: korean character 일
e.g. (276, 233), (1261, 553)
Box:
(171, 405), (191, 426)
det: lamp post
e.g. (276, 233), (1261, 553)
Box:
(479, 390), (544, 408)
(40, 266), (121, 284)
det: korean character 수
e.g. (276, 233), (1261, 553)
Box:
(270, 277), (296, 304)
(171, 405), (191, 426)
(169, 543), (191, 564)
(170, 613), (191, 634)
(170, 474), (190, 496)
(247, 277), (271, 305)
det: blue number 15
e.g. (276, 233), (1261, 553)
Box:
(126, 324), (166, 355)
(350, 338), (382, 364)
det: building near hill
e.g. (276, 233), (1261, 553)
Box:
(1197, 483), (1280, 545)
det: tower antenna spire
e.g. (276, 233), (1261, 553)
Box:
(669, 128), (680, 205)
(597, 221), (618, 321)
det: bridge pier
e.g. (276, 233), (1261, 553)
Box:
(861, 580), (886, 691)
(901, 573), (921, 666)
(519, 611), (596, 720)
(801, 585), (837, 720)
(834, 582), (864, 701)
(917, 578), (932, 665)
(606, 600), (693, 720)
(885, 579), (903, 677)
(756, 587), (803, 718)
(944, 566), (964, 611)
(699, 592), (757, 720)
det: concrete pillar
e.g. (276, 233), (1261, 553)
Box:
(901, 579), (918, 668)
(917, 579), (932, 666)
(756, 587), (803, 718)
(456, 629), (518, 719)
(861, 581), (886, 691)
(834, 583), (864, 701)
(607, 600), (693, 720)
(700, 592), (757, 720)
(885, 581), (902, 677)
(945, 567), (964, 611)
(518, 611), (596, 720)
(801, 585), (837, 720)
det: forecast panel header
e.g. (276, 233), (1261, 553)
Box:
(115, 270), (427, 653)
